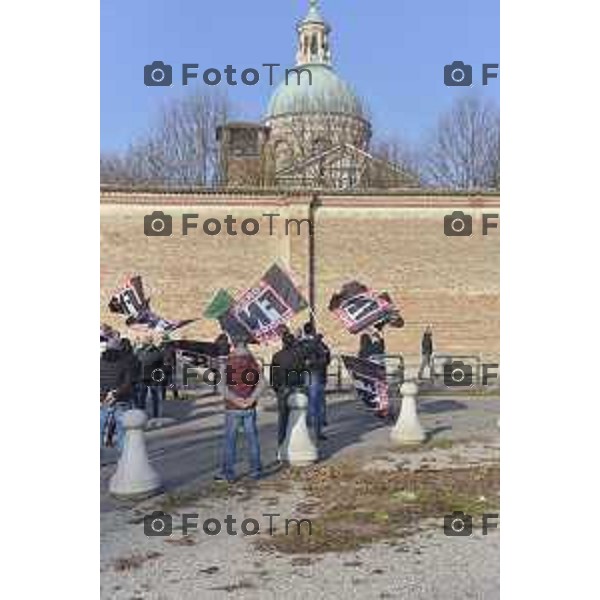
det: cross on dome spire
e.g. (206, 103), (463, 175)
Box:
(296, 0), (332, 66)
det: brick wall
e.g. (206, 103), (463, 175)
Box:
(100, 192), (499, 363)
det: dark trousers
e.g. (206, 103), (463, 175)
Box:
(145, 385), (165, 418)
(276, 387), (292, 447)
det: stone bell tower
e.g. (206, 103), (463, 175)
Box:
(216, 122), (271, 187)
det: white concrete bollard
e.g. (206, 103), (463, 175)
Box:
(390, 380), (426, 446)
(281, 389), (318, 466)
(109, 409), (162, 499)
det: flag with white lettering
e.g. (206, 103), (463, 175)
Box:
(108, 276), (195, 332)
(341, 355), (389, 416)
(329, 281), (404, 334)
(213, 264), (308, 344)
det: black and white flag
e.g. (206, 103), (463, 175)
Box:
(108, 275), (195, 332)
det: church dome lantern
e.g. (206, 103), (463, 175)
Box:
(264, 1), (371, 178)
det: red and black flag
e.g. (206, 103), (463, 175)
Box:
(329, 281), (404, 334)
(204, 264), (308, 344)
(108, 275), (195, 333)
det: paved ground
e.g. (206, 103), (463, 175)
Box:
(101, 389), (500, 599)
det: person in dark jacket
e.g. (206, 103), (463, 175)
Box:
(120, 337), (143, 408)
(100, 336), (135, 449)
(214, 332), (231, 396)
(271, 331), (307, 452)
(301, 322), (331, 441)
(359, 331), (385, 360)
(418, 325), (434, 381)
(161, 341), (179, 401)
(358, 333), (371, 358)
(370, 330), (385, 358)
(137, 336), (167, 419)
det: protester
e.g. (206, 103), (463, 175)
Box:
(418, 325), (434, 381)
(301, 321), (331, 441)
(119, 337), (142, 408)
(137, 335), (167, 419)
(216, 339), (264, 482)
(161, 340), (179, 401)
(100, 336), (135, 450)
(214, 332), (231, 396)
(271, 331), (306, 455)
(371, 329), (386, 357)
(356, 329), (389, 416)
(359, 330), (385, 360)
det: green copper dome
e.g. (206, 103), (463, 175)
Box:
(265, 64), (365, 119)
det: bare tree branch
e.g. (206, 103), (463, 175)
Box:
(101, 91), (231, 187)
(422, 96), (500, 190)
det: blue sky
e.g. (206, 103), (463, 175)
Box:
(101, 0), (499, 152)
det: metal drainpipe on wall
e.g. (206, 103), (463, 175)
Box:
(308, 192), (320, 326)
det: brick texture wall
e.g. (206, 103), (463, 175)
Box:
(100, 192), (499, 363)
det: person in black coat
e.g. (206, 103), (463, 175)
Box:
(100, 337), (136, 448)
(271, 331), (306, 451)
(137, 337), (167, 418)
(418, 325), (434, 381)
(300, 322), (331, 440)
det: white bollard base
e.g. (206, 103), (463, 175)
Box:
(390, 381), (426, 447)
(109, 409), (162, 500)
(281, 390), (318, 466)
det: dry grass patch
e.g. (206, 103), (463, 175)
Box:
(256, 462), (499, 555)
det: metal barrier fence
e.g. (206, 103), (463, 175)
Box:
(170, 350), (499, 399)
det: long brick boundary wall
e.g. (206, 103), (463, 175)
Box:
(100, 190), (499, 363)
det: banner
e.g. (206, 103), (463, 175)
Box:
(108, 275), (195, 332)
(207, 264), (308, 344)
(329, 281), (404, 334)
(342, 355), (389, 416)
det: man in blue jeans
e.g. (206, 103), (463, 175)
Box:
(216, 339), (264, 482)
(300, 322), (331, 441)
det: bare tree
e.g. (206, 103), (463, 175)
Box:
(369, 136), (421, 188)
(101, 91), (231, 187)
(422, 96), (500, 191)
